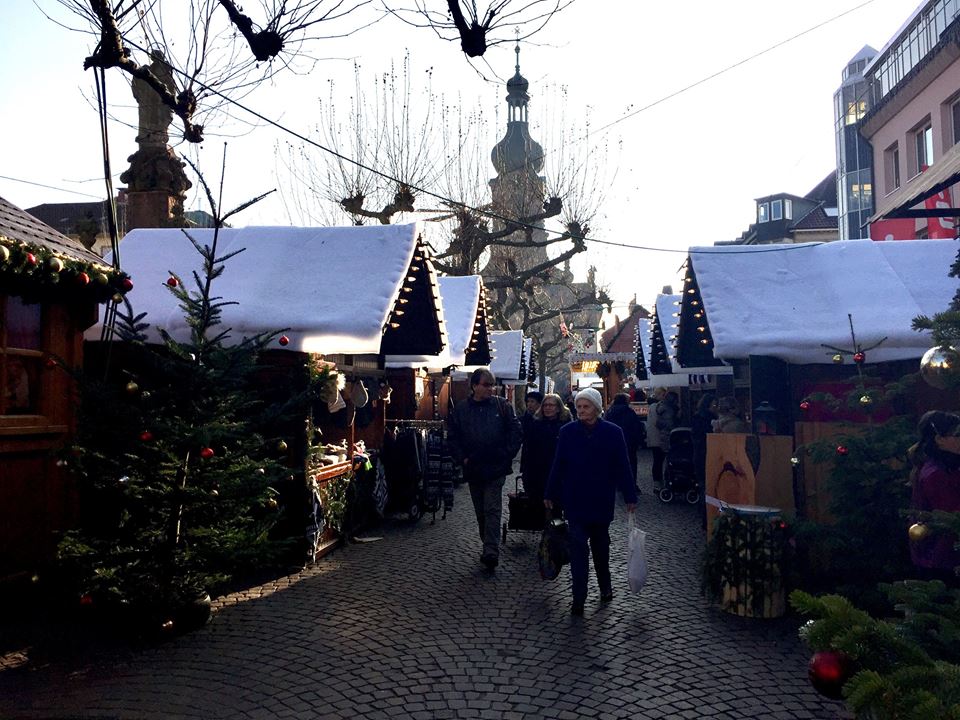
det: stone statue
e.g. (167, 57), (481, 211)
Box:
(132, 49), (176, 148)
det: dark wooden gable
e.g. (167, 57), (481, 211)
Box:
(649, 304), (674, 375)
(463, 282), (492, 366)
(634, 323), (648, 381)
(379, 236), (445, 357)
(675, 260), (722, 368)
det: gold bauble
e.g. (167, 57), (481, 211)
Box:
(859, 395), (873, 407)
(125, 381), (139, 395)
(790, 456), (800, 467)
(266, 497), (279, 509)
(920, 346), (960, 389)
(276, 440), (288, 453)
(832, 354), (844, 364)
(908, 523), (931, 542)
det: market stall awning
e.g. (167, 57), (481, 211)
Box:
(868, 142), (960, 221)
(683, 239), (958, 365)
(87, 223), (446, 356)
(490, 330), (524, 381)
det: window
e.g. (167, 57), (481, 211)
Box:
(757, 202), (769, 223)
(0, 296), (42, 415)
(885, 143), (901, 192)
(784, 198), (793, 220)
(915, 123), (934, 175)
(952, 99), (960, 146)
(770, 199), (783, 221)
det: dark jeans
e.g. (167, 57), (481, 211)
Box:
(568, 521), (611, 604)
(651, 447), (666, 488)
(468, 476), (506, 559)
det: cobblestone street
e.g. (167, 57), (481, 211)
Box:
(0, 463), (845, 720)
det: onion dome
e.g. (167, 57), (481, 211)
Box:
(491, 43), (544, 175)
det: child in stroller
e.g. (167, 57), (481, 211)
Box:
(658, 427), (701, 504)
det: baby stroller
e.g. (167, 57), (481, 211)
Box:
(658, 427), (701, 504)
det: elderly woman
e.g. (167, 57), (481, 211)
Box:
(520, 393), (571, 511)
(545, 388), (637, 616)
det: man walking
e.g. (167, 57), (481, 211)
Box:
(448, 368), (523, 570)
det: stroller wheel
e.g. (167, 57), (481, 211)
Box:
(409, 502), (421, 521)
(685, 488), (701, 505)
(658, 487), (674, 503)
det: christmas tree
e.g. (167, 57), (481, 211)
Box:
(56, 174), (302, 636)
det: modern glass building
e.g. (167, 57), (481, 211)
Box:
(834, 46), (877, 240)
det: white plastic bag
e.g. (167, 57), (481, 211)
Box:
(627, 515), (648, 593)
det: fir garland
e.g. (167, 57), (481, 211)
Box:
(0, 236), (131, 304)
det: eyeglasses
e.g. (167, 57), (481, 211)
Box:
(479, 382), (495, 387)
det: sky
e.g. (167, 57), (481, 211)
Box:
(0, 0), (915, 321)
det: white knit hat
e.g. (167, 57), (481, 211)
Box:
(575, 387), (604, 414)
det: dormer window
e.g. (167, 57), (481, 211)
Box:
(771, 199), (783, 221)
(758, 202), (770, 223)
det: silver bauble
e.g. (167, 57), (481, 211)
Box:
(920, 346), (960, 389)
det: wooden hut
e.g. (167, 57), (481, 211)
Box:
(0, 197), (129, 580)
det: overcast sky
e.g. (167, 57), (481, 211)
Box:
(1, 0), (913, 319)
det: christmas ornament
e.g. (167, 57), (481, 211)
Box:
(200, 447), (215, 459)
(832, 353), (843, 364)
(266, 497), (279, 509)
(161, 619), (175, 632)
(139, 431), (154, 442)
(210, 487), (219, 497)
(0, 246), (9, 262)
(920, 346), (960, 389)
(836, 445), (848, 456)
(808, 650), (853, 700)
(276, 440), (288, 453)
(125, 381), (139, 395)
(908, 522), (931, 542)
(121, 277), (134, 292)
(278, 335), (290, 346)
(47, 257), (64, 273)
(25, 252), (37, 266)
(859, 395), (873, 407)
(79, 593), (93, 606)
(141, 391), (151, 400)
(112, 293), (124, 304)
(76, 272), (90, 286)
(166, 276), (179, 288)
(790, 456), (800, 467)
(95, 272), (109, 285)
(45, 357), (57, 368)
(853, 351), (865, 364)
(799, 400), (810, 411)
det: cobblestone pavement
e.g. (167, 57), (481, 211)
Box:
(0, 459), (846, 719)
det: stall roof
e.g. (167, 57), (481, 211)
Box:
(490, 330), (524, 381)
(502, 336), (533, 387)
(685, 239), (958, 365)
(88, 223), (445, 356)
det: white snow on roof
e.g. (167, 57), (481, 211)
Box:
(654, 294), (681, 367)
(688, 239), (958, 365)
(385, 274), (480, 368)
(490, 330), (524, 381)
(503, 336), (533, 386)
(88, 223), (436, 355)
(637, 317), (651, 375)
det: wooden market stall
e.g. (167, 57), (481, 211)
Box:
(0, 197), (131, 581)
(675, 238), (959, 524)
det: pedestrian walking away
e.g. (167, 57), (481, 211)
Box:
(649, 389), (680, 491)
(604, 392), (645, 491)
(447, 368), (523, 570)
(545, 387), (637, 616)
(520, 392), (571, 512)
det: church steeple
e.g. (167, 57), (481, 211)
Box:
(491, 40), (544, 176)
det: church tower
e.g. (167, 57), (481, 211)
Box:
(485, 43), (550, 274)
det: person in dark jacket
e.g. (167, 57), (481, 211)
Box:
(545, 387), (637, 616)
(604, 393), (645, 490)
(448, 368), (523, 570)
(520, 393), (571, 510)
(691, 393), (718, 529)
(519, 390), (544, 481)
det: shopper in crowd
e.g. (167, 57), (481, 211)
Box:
(650, 390), (680, 489)
(521, 393), (571, 511)
(519, 390), (543, 481)
(447, 368), (523, 570)
(604, 392), (645, 490)
(909, 410), (960, 583)
(545, 388), (637, 616)
(691, 393), (718, 529)
(715, 397), (749, 433)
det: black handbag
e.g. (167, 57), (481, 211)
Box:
(538, 517), (570, 580)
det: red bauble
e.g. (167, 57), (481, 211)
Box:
(166, 276), (179, 288)
(808, 650), (853, 700)
(45, 357), (57, 368)
(836, 445), (849, 456)
(79, 593), (94, 606)
(25, 252), (37, 266)
(76, 271), (90, 286)
(139, 431), (153, 442)
(853, 351), (865, 364)
(200, 447), (215, 459)
(278, 335), (290, 346)
(799, 400), (810, 411)
(121, 277), (134, 292)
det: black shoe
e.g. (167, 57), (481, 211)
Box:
(571, 602), (585, 617)
(600, 591), (614, 603)
(481, 554), (499, 570)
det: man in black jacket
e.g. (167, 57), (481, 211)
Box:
(448, 368), (523, 570)
(604, 393), (645, 490)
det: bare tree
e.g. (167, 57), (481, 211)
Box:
(51, 0), (376, 143)
(384, 0), (576, 57)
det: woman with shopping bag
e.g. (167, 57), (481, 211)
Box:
(545, 388), (637, 616)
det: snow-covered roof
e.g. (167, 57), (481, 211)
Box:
(87, 223), (446, 356)
(386, 274), (481, 369)
(490, 330), (524, 381)
(685, 239), (958, 365)
(503, 336), (533, 386)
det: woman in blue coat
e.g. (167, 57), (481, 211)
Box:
(545, 388), (637, 616)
